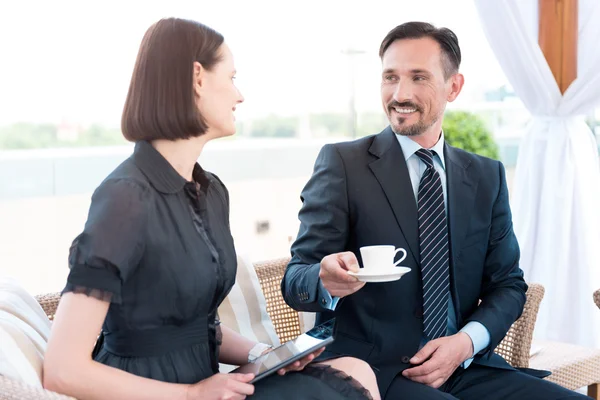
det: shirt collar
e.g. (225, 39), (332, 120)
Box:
(396, 131), (446, 170)
(132, 140), (210, 194)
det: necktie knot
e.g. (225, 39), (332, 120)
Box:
(415, 148), (435, 169)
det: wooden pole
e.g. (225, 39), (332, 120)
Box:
(538, 0), (578, 94)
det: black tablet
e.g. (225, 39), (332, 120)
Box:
(230, 318), (335, 383)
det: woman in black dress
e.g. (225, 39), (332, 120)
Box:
(43, 17), (380, 400)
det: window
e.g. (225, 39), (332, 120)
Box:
(0, 0), (518, 293)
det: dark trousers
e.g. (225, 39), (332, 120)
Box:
(384, 364), (591, 400)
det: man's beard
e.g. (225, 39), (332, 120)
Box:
(391, 117), (431, 136)
(387, 101), (439, 137)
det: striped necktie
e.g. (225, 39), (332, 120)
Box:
(415, 148), (450, 340)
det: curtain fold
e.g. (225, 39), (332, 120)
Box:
(474, 0), (600, 348)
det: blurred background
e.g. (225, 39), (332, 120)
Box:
(1, 0), (599, 297)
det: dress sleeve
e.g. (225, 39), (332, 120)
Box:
(62, 178), (148, 304)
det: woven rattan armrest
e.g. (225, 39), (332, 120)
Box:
(253, 257), (301, 343)
(494, 283), (545, 368)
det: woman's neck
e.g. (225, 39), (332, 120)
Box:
(151, 136), (209, 182)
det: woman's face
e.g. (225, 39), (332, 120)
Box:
(194, 43), (244, 139)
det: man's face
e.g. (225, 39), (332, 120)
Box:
(380, 37), (461, 137)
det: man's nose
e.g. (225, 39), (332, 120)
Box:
(393, 80), (414, 103)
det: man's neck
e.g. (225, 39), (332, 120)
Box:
(409, 128), (443, 149)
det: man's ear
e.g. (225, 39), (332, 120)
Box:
(447, 73), (464, 103)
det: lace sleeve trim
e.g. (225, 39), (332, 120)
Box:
(303, 364), (374, 400)
(64, 263), (122, 304)
(62, 283), (121, 304)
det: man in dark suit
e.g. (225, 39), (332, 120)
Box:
(282, 22), (589, 399)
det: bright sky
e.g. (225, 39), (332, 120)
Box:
(0, 0), (510, 126)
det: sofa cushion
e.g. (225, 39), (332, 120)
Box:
(0, 277), (52, 387)
(218, 253), (280, 371)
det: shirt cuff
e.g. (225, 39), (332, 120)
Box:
(459, 321), (491, 369)
(318, 280), (339, 311)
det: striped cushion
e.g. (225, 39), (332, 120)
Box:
(218, 253), (280, 371)
(0, 277), (52, 387)
(298, 311), (316, 333)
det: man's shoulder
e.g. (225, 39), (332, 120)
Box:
(446, 143), (501, 171)
(323, 129), (385, 157)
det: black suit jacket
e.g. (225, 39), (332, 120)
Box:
(282, 127), (534, 395)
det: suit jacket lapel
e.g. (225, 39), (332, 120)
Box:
(368, 127), (420, 264)
(444, 143), (478, 266)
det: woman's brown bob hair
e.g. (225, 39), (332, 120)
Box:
(121, 18), (224, 142)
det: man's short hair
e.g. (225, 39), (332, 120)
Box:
(379, 22), (461, 80)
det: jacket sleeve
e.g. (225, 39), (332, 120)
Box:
(282, 144), (351, 312)
(465, 161), (527, 359)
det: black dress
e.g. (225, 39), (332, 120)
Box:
(62, 141), (371, 399)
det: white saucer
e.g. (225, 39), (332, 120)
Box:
(348, 267), (411, 283)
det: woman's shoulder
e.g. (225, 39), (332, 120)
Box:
(204, 170), (229, 202)
(205, 170), (226, 190)
(99, 157), (153, 193)
(90, 158), (153, 207)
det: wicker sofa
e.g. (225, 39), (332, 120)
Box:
(0, 258), (590, 400)
(526, 289), (600, 399)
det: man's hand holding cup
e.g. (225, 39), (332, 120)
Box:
(319, 252), (366, 298)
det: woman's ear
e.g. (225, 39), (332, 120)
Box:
(193, 61), (204, 97)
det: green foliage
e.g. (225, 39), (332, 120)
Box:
(0, 111), (504, 151)
(0, 123), (58, 149)
(310, 113), (347, 136)
(249, 115), (298, 138)
(77, 124), (127, 147)
(442, 111), (500, 160)
(309, 112), (387, 137)
(0, 123), (126, 150)
(357, 112), (388, 137)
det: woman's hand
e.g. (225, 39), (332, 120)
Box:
(274, 347), (326, 376)
(187, 373), (254, 400)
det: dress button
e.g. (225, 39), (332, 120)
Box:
(321, 298), (327, 305)
(401, 356), (410, 363)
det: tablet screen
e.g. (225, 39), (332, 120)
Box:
(231, 318), (335, 382)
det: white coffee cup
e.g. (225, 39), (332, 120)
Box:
(359, 245), (407, 272)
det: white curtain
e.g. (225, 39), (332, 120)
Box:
(474, 0), (600, 348)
